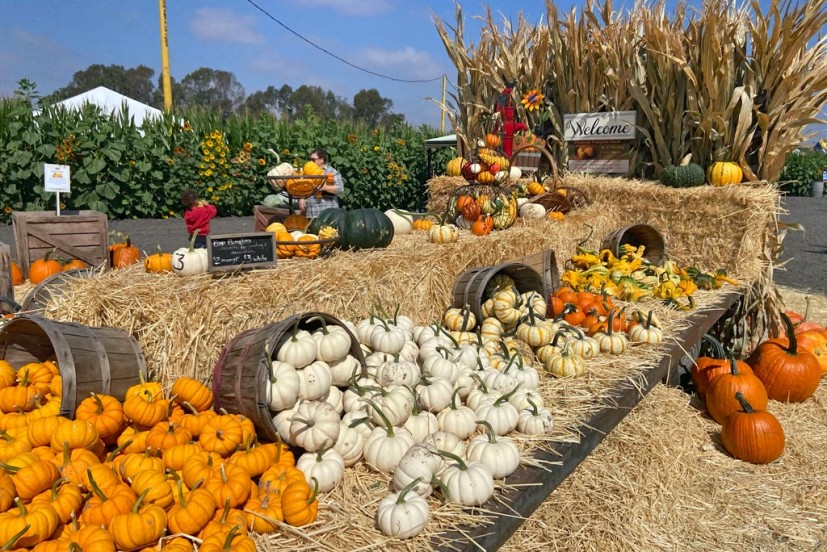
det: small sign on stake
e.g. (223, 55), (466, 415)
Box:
(44, 163), (71, 215)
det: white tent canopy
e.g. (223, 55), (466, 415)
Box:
(36, 86), (164, 127)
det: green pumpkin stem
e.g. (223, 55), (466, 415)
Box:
(494, 383), (522, 406)
(360, 398), (394, 437)
(435, 449), (467, 470)
(396, 476), (422, 504)
(132, 488), (151, 513)
(734, 391), (754, 414)
(1, 524), (30, 551)
(779, 312), (799, 355)
(476, 420), (498, 444)
(526, 396), (540, 416)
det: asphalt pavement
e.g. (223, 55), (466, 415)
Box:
(1, 196), (824, 293)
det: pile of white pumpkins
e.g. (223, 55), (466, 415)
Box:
(263, 303), (554, 540)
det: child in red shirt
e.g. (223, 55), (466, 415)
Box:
(181, 189), (217, 248)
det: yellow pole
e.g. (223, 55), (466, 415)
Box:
(440, 75), (447, 133)
(158, 0), (173, 111)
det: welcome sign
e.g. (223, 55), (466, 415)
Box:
(563, 111), (636, 174)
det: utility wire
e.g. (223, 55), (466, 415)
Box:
(244, 0), (443, 83)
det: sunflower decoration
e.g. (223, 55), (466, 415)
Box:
(521, 89), (545, 111)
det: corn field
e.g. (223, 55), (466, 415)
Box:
(434, 0), (827, 180)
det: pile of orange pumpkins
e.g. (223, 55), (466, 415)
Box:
(691, 310), (825, 464)
(0, 360), (317, 551)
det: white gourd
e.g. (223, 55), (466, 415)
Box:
(297, 360), (332, 401)
(328, 355), (363, 387)
(267, 360), (300, 412)
(403, 410), (439, 443)
(440, 455), (495, 506)
(392, 443), (443, 498)
(296, 447), (345, 493)
(333, 422), (364, 467)
(288, 400), (340, 451)
(376, 479), (430, 539)
(466, 422), (520, 478)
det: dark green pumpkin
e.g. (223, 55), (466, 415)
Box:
(342, 208), (394, 250)
(307, 207), (394, 250)
(307, 208), (348, 247)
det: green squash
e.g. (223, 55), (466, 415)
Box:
(306, 207), (394, 250)
(342, 208), (394, 250)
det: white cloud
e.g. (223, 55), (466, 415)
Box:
(361, 46), (442, 81)
(190, 8), (264, 45)
(299, 0), (391, 16)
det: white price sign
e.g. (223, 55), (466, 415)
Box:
(44, 163), (71, 192)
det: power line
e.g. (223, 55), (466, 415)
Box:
(244, 0), (443, 83)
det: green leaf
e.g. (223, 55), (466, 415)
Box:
(85, 157), (107, 175)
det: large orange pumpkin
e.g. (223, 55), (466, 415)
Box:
(795, 329), (827, 377)
(705, 356), (768, 424)
(747, 313), (821, 402)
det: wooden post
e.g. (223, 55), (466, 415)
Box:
(0, 241), (13, 313)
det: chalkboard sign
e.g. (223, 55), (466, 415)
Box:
(207, 233), (276, 272)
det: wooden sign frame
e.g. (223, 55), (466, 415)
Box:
(207, 232), (276, 273)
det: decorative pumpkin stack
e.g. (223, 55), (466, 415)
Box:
(442, 136), (518, 233)
(689, 335), (788, 464)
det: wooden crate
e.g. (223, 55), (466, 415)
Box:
(253, 205), (290, 232)
(12, 211), (109, 273)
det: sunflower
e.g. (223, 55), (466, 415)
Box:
(521, 89), (545, 111)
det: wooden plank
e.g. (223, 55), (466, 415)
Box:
(433, 291), (741, 551)
(25, 226), (105, 266)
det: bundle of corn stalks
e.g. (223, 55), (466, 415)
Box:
(433, 0), (827, 182)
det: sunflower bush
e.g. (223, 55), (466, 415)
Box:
(0, 97), (451, 223)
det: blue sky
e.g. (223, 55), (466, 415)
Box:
(1, 0), (823, 137)
(0, 0), (632, 127)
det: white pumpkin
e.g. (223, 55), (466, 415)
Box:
(509, 166), (522, 181)
(311, 317), (353, 362)
(362, 425), (415, 474)
(376, 479), (430, 539)
(328, 355), (363, 387)
(519, 202), (547, 219)
(416, 376), (454, 413)
(475, 392), (520, 436)
(403, 410), (439, 443)
(384, 209), (414, 235)
(517, 399), (555, 435)
(321, 385), (344, 414)
(333, 423), (364, 467)
(266, 360), (300, 412)
(392, 443), (442, 498)
(436, 391), (477, 439)
(297, 360), (332, 401)
(288, 400), (340, 451)
(424, 431), (466, 460)
(171, 232), (208, 276)
(273, 401), (301, 443)
(296, 447), (345, 493)
(440, 454), (495, 506)
(466, 421), (520, 478)
(277, 331), (317, 369)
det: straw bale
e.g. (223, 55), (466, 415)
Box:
(429, 174), (781, 282)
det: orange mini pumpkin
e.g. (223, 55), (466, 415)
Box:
(10, 262), (25, 286)
(28, 251), (62, 285)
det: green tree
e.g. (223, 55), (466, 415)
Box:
(45, 64), (157, 105)
(239, 86), (281, 117)
(353, 88), (393, 127)
(176, 68), (245, 119)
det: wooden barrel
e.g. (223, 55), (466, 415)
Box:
(212, 312), (365, 443)
(513, 249), (559, 298)
(19, 269), (95, 313)
(452, 262), (545, 322)
(601, 224), (665, 264)
(0, 314), (147, 417)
